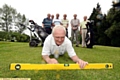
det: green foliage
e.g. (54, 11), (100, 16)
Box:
(0, 4), (17, 32)
(0, 4), (29, 33)
(97, 15), (111, 46)
(89, 3), (105, 45)
(0, 31), (7, 41)
(0, 31), (29, 42)
(106, 8), (116, 24)
(78, 33), (82, 44)
(15, 13), (28, 34)
(89, 3), (120, 47)
(105, 9), (120, 46)
(105, 22), (120, 46)
(10, 32), (30, 42)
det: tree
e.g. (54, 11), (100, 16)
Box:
(97, 14), (111, 45)
(0, 4), (29, 34)
(14, 13), (29, 34)
(89, 2), (120, 47)
(105, 9), (120, 46)
(0, 4), (17, 32)
(89, 3), (104, 45)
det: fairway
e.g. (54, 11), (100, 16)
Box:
(0, 41), (120, 80)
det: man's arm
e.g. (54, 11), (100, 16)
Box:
(66, 20), (69, 28)
(71, 55), (88, 68)
(80, 23), (82, 34)
(42, 19), (45, 28)
(42, 55), (58, 64)
(42, 23), (44, 28)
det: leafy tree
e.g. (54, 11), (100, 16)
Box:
(0, 4), (29, 34)
(0, 4), (17, 32)
(89, 3), (104, 45)
(105, 10), (120, 46)
(14, 13), (29, 33)
(97, 14), (111, 45)
(89, 2), (120, 47)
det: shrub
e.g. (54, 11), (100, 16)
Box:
(0, 31), (29, 42)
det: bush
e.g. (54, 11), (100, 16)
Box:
(0, 31), (8, 40)
(11, 32), (30, 42)
(111, 37), (120, 47)
(0, 31), (30, 42)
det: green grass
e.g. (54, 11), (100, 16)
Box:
(0, 41), (120, 80)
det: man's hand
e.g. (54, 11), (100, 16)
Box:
(76, 59), (88, 69)
(42, 55), (58, 64)
(72, 27), (78, 30)
(47, 58), (58, 64)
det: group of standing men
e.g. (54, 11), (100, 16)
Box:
(42, 13), (89, 48)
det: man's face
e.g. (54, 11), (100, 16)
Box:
(74, 14), (77, 19)
(53, 29), (65, 46)
(51, 15), (54, 19)
(64, 14), (67, 17)
(84, 16), (87, 21)
(47, 14), (51, 19)
(56, 14), (59, 18)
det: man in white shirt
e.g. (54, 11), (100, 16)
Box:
(53, 13), (62, 26)
(42, 25), (88, 68)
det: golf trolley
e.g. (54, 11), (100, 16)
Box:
(85, 20), (94, 48)
(28, 20), (48, 47)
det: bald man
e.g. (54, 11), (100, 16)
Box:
(71, 14), (80, 47)
(80, 16), (89, 48)
(42, 25), (88, 68)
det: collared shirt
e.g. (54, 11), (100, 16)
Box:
(42, 18), (52, 28)
(80, 20), (89, 29)
(71, 19), (80, 26)
(42, 34), (76, 58)
(61, 19), (69, 28)
(53, 19), (62, 26)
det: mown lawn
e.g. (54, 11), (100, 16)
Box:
(0, 41), (120, 80)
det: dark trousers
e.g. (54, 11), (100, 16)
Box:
(45, 27), (52, 34)
(66, 28), (68, 37)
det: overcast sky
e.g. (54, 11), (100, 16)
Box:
(0, 0), (113, 36)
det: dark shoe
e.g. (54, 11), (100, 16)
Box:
(76, 45), (79, 47)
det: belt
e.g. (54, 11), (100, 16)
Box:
(82, 28), (87, 29)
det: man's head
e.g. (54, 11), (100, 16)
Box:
(51, 14), (54, 19)
(47, 13), (51, 19)
(63, 14), (67, 19)
(52, 25), (66, 46)
(73, 14), (77, 19)
(84, 16), (87, 21)
(56, 13), (59, 19)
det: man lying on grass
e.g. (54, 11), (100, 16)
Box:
(42, 25), (88, 68)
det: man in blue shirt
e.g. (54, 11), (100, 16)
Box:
(42, 13), (53, 34)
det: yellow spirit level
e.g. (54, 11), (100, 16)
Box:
(10, 63), (113, 70)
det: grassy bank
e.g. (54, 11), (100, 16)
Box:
(0, 41), (120, 80)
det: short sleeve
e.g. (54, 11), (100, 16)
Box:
(66, 38), (76, 57)
(42, 18), (45, 24)
(41, 35), (51, 56)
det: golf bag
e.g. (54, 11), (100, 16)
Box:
(28, 20), (48, 47)
(85, 20), (94, 48)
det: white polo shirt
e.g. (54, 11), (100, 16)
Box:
(53, 19), (62, 26)
(42, 34), (76, 58)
